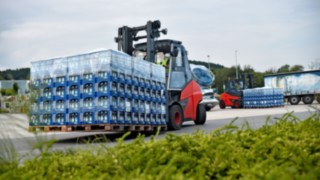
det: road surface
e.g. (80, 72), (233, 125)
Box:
(0, 103), (318, 157)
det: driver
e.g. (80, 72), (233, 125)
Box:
(157, 54), (170, 72)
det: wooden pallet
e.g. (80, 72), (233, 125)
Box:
(29, 125), (68, 132)
(129, 124), (151, 131)
(29, 124), (167, 132)
(151, 125), (167, 131)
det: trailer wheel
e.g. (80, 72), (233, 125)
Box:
(167, 104), (183, 130)
(288, 96), (301, 105)
(195, 104), (206, 125)
(219, 100), (226, 109)
(302, 95), (314, 104)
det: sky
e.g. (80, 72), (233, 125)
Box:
(0, 0), (319, 72)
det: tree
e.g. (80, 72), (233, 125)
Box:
(5, 73), (14, 80)
(13, 82), (19, 94)
(290, 65), (304, 72)
(253, 72), (264, 88)
(308, 59), (320, 70)
(242, 65), (255, 74)
(264, 67), (277, 75)
(212, 67), (235, 93)
(230, 65), (241, 79)
(277, 64), (290, 73)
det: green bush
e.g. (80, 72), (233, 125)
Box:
(1, 113), (320, 179)
(0, 88), (16, 96)
(0, 109), (9, 113)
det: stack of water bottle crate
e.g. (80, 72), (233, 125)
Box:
(243, 88), (284, 108)
(29, 50), (167, 132)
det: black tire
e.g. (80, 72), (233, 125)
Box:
(219, 100), (226, 109)
(288, 96), (301, 105)
(232, 100), (242, 109)
(167, 104), (183, 130)
(238, 100), (243, 108)
(302, 95), (314, 104)
(195, 104), (206, 125)
(205, 105), (212, 111)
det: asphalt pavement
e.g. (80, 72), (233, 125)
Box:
(0, 103), (318, 157)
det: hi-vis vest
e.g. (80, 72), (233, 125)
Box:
(157, 57), (170, 67)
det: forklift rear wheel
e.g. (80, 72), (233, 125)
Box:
(167, 104), (183, 130)
(219, 100), (226, 109)
(232, 100), (241, 108)
(195, 104), (206, 125)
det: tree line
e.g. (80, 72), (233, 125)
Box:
(0, 68), (30, 80)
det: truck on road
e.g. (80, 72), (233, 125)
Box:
(264, 70), (320, 105)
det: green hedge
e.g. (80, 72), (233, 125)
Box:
(1, 113), (320, 179)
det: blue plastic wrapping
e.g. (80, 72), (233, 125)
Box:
(190, 64), (214, 87)
(30, 49), (166, 126)
(243, 88), (284, 108)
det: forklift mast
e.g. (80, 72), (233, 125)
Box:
(225, 73), (253, 93)
(114, 20), (167, 63)
(240, 73), (254, 89)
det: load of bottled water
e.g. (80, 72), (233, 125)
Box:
(243, 88), (284, 108)
(29, 49), (167, 127)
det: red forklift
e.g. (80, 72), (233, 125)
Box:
(115, 20), (206, 130)
(219, 74), (253, 109)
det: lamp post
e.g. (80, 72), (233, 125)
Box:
(235, 50), (238, 79)
(207, 55), (210, 71)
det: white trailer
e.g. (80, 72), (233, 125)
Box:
(264, 70), (320, 105)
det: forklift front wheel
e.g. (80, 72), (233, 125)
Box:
(195, 104), (206, 125)
(168, 104), (183, 130)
